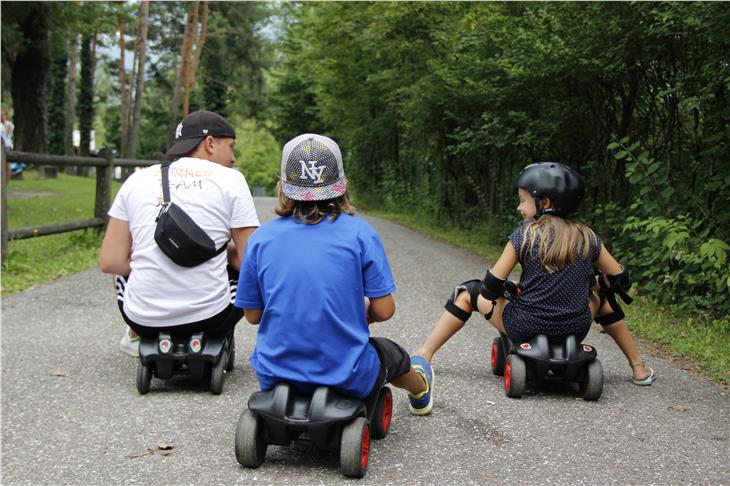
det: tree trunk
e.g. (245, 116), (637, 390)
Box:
(127, 0), (149, 158)
(8, 3), (51, 153)
(77, 32), (95, 165)
(64, 33), (78, 158)
(119, 17), (129, 157)
(183, 1), (208, 117)
(168, 3), (197, 147)
(47, 52), (67, 155)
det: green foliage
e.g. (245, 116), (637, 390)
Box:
(273, 1), (730, 319)
(234, 118), (280, 194)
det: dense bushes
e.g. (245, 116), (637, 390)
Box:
(272, 2), (730, 318)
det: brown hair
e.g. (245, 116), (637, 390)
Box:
(274, 181), (355, 224)
(520, 215), (597, 272)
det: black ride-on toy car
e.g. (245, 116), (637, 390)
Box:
(489, 280), (604, 400)
(234, 382), (393, 478)
(490, 332), (603, 400)
(136, 332), (234, 395)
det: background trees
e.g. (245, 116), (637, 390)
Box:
(271, 2), (730, 317)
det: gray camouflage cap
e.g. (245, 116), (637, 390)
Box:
(280, 134), (347, 201)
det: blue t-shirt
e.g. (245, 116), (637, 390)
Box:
(502, 222), (602, 343)
(235, 214), (396, 399)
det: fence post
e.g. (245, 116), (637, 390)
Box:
(94, 148), (114, 228)
(1, 149), (8, 263)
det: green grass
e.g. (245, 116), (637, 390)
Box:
(359, 200), (730, 385)
(1, 171), (121, 294)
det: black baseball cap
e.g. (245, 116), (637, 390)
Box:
(165, 110), (236, 159)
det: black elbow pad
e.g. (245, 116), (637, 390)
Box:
(480, 269), (506, 301)
(607, 266), (632, 292)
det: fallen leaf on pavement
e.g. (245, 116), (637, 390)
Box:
(669, 404), (689, 412)
(128, 442), (175, 459)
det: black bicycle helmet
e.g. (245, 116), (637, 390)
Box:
(514, 162), (585, 217)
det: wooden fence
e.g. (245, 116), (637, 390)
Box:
(1, 149), (160, 262)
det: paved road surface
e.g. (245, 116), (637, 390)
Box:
(2, 197), (728, 485)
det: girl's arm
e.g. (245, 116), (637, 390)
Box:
(595, 246), (624, 277)
(490, 242), (519, 280)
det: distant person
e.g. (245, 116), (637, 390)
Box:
(409, 162), (655, 412)
(235, 134), (433, 414)
(1, 111), (14, 150)
(1, 110), (24, 177)
(99, 110), (260, 356)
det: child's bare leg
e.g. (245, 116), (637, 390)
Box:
(415, 291), (504, 362)
(391, 368), (428, 395)
(590, 293), (653, 381)
(414, 291), (474, 362)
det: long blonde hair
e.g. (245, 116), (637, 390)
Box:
(274, 181), (355, 224)
(520, 215), (597, 272)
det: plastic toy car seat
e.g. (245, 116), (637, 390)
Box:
(490, 332), (603, 400)
(136, 332), (234, 395)
(234, 382), (393, 478)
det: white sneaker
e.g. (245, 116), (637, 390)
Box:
(119, 327), (140, 357)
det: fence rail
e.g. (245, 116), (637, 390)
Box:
(1, 149), (160, 262)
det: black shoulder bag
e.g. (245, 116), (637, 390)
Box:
(154, 162), (227, 267)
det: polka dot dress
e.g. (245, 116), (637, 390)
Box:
(502, 223), (601, 344)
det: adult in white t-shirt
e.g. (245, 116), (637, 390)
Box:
(99, 111), (259, 351)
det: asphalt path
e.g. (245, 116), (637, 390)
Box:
(2, 197), (728, 485)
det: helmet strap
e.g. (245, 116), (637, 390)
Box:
(533, 197), (544, 219)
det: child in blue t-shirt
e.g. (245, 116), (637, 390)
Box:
(408, 162), (655, 411)
(235, 134), (433, 415)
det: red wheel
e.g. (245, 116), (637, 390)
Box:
(340, 417), (370, 477)
(505, 358), (511, 391)
(371, 387), (392, 439)
(491, 337), (505, 375)
(360, 423), (370, 471)
(504, 354), (526, 398)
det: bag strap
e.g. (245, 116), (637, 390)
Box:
(160, 161), (172, 203)
(159, 160), (229, 256)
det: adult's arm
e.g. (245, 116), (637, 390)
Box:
(228, 226), (257, 271)
(98, 217), (132, 275)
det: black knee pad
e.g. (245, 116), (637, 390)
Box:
(596, 308), (625, 326)
(444, 280), (493, 322)
(595, 292), (625, 325)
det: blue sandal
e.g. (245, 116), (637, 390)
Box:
(631, 362), (657, 386)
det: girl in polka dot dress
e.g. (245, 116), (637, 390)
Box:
(408, 163), (655, 410)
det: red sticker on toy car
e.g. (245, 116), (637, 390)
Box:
(520, 343), (531, 350)
(583, 345), (592, 352)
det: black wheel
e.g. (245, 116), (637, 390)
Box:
(340, 417), (370, 478)
(136, 363), (152, 395)
(504, 354), (526, 398)
(210, 355), (225, 395)
(235, 408), (267, 468)
(370, 387), (392, 439)
(491, 336), (505, 375)
(580, 359), (604, 401)
(225, 338), (235, 372)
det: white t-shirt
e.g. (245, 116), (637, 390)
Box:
(108, 157), (260, 326)
(1, 120), (14, 149)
